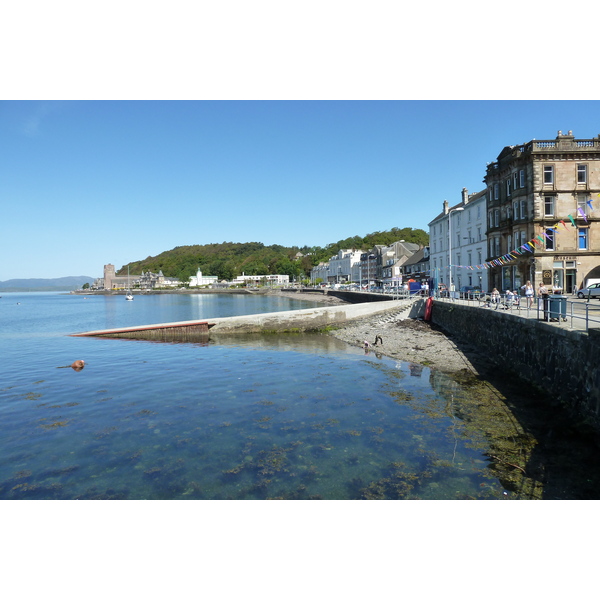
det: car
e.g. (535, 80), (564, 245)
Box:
(459, 285), (482, 299)
(577, 283), (600, 299)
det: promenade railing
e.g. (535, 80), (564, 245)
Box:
(433, 291), (600, 332)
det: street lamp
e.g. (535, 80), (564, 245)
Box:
(448, 206), (464, 298)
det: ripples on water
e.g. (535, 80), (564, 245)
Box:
(0, 292), (507, 500)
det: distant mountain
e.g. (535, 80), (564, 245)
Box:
(0, 276), (95, 292)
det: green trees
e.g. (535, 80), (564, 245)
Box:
(116, 227), (429, 282)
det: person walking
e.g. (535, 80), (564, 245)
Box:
(491, 288), (500, 308)
(521, 280), (534, 308)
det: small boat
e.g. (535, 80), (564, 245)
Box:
(126, 266), (134, 301)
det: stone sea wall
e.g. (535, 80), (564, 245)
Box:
(431, 301), (600, 430)
(208, 299), (421, 335)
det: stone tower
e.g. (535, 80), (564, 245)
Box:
(104, 264), (116, 290)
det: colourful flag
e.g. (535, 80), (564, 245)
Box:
(578, 207), (588, 222)
(568, 214), (577, 227)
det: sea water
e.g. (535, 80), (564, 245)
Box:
(1, 292), (512, 500)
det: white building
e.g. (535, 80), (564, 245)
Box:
(231, 274), (290, 286)
(428, 188), (489, 293)
(310, 249), (363, 284)
(189, 268), (219, 287)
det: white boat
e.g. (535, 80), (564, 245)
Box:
(126, 266), (134, 301)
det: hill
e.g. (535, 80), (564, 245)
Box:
(118, 227), (429, 283)
(0, 276), (95, 292)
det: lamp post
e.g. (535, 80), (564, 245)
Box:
(448, 206), (464, 298)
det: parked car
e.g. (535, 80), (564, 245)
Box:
(459, 285), (482, 299)
(577, 283), (600, 299)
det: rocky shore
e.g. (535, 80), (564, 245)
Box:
(275, 289), (490, 376)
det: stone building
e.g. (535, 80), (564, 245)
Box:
(484, 131), (600, 293)
(94, 264), (181, 290)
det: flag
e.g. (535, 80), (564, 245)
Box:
(568, 214), (577, 227)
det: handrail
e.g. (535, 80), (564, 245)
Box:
(432, 292), (600, 332)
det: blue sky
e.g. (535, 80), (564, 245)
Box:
(2, 100), (600, 280)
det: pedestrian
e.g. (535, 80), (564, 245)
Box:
(521, 280), (534, 308)
(374, 334), (383, 346)
(513, 290), (520, 309)
(505, 289), (514, 308)
(491, 288), (500, 306)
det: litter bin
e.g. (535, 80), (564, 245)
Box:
(547, 294), (567, 322)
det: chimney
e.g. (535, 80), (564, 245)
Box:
(443, 200), (449, 214)
(462, 187), (469, 205)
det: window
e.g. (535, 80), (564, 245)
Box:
(477, 250), (482, 264)
(543, 165), (554, 184)
(513, 172), (518, 189)
(507, 235), (512, 251)
(544, 196), (555, 217)
(494, 209), (499, 227)
(494, 183), (499, 200)
(489, 211), (494, 228)
(520, 200), (526, 219)
(477, 227), (482, 241)
(519, 169), (525, 188)
(577, 194), (590, 215)
(506, 179), (511, 197)
(495, 238), (501, 256)
(513, 201), (518, 220)
(545, 229), (555, 251)
(577, 164), (587, 184)
(578, 228), (588, 250)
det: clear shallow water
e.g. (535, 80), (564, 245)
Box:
(1, 292), (507, 500)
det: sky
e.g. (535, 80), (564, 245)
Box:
(2, 99), (600, 280)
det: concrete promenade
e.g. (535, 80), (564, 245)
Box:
(72, 297), (423, 340)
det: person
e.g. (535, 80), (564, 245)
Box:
(513, 290), (521, 309)
(521, 280), (534, 308)
(374, 334), (383, 346)
(491, 288), (500, 307)
(538, 282), (549, 319)
(505, 289), (514, 308)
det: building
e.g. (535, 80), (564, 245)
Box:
(309, 249), (363, 284)
(94, 264), (182, 290)
(379, 241), (421, 287)
(484, 131), (600, 293)
(189, 268), (219, 287)
(400, 246), (430, 284)
(428, 188), (489, 292)
(231, 274), (290, 286)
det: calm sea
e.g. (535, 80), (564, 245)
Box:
(1, 291), (515, 500)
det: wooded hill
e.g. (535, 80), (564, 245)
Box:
(118, 227), (429, 283)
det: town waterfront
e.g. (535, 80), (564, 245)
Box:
(1, 291), (598, 500)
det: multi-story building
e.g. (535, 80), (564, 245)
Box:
(400, 246), (430, 283)
(428, 188), (489, 292)
(310, 249), (363, 284)
(380, 241), (421, 287)
(93, 264), (182, 290)
(484, 131), (600, 293)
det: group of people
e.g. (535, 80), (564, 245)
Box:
(483, 280), (554, 310)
